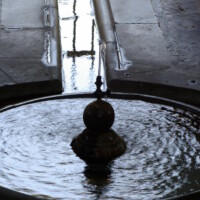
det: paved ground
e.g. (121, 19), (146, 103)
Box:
(0, 0), (62, 106)
(93, 0), (200, 106)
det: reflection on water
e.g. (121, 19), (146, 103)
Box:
(0, 99), (200, 199)
(58, 0), (102, 93)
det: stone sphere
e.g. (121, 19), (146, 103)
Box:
(83, 100), (115, 131)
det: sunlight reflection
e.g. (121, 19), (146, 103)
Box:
(58, 0), (104, 93)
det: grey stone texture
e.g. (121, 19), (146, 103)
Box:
(115, 24), (172, 67)
(0, 0), (62, 104)
(0, 29), (44, 58)
(93, 0), (200, 106)
(1, 0), (44, 28)
(111, 0), (157, 23)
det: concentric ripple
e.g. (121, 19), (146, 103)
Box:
(0, 99), (200, 199)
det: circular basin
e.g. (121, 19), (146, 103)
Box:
(0, 93), (200, 200)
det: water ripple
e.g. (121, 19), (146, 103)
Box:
(0, 99), (200, 199)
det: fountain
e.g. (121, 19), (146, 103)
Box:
(0, 24), (200, 200)
(71, 75), (126, 165)
(0, 1), (200, 199)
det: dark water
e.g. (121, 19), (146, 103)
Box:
(58, 0), (103, 93)
(0, 98), (200, 199)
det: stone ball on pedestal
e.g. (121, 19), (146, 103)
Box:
(71, 129), (126, 165)
(71, 99), (126, 165)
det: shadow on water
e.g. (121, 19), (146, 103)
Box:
(83, 164), (112, 200)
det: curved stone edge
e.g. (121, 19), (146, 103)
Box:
(0, 185), (45, 200)
(109, 79), (200, 107)
(92, 0), (200, 107)
(165, 189), (200, 200)
(1, 93), (200, 114)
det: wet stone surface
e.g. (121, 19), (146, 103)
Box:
(0, 0), (62, 102)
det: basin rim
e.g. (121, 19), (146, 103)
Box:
(1, 92), (200, 114)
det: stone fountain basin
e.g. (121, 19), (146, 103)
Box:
(0, 93), (200, 200)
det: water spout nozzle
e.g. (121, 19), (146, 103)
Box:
(93, 76), (110, 100)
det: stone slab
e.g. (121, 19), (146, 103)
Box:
(0, 29), (44, 58)
(152, 0), (200, 66)
(0, 69), (13, 85)
(1, 0), (44, 28)
(110, 0), (157, 23)
(159, 0), (200, 16)
(0, 59), (58, 84)
(115, 24), (172, 67)
(93, 0), (200, 106)
(0, 0), (62, 104)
